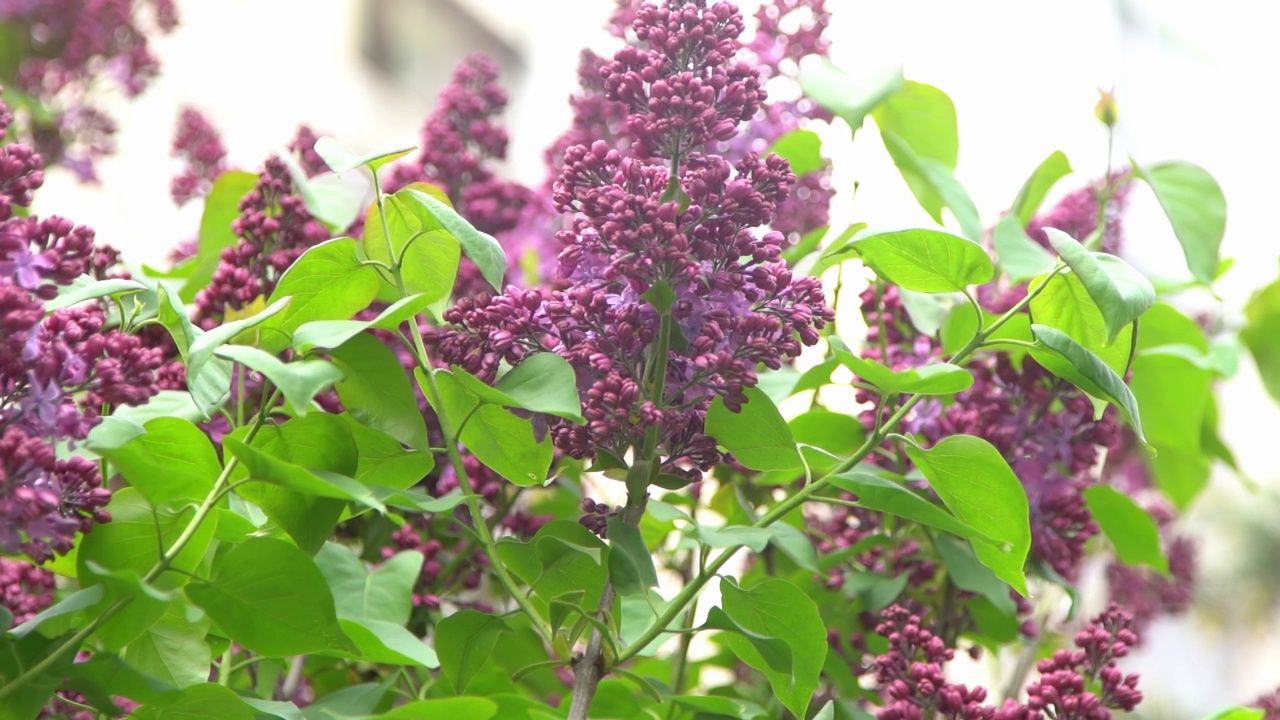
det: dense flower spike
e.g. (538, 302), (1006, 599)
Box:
(169, 106), (227, 206)
(0, 0), (177, 178)
(872, 605), (995, 719)
(871, 604), (1143, 719)
(432, 1), (832, 483)
(386, 55), (532, 293)
(603, 2), (763, 159)
(0, 556), (55, 625)
(193, 156), (329, 327)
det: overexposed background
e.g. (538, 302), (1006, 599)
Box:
(28, 0), (1280, 713)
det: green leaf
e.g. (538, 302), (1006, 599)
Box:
(260, 237), (380, 353)
(45, 277), (147, 312)
(717, 578), (827, 719)
(0, 631), (74, 718)
(96, 418), (219, 508)
(993, 214), (1055, 283)
(1030, 324), (1145, 441)
(1083, 486), (1168, 574)
(606, 518), (659, 596)
(129, 683), (255, 720)
(767, 129), (824, 176)
(1201, 709), (1266, 720)
(851, 228), (994, 292)
(339, 618), (439, 668)
(828, 471), (996, 545)
(315, 543), (422, 625)
(1029, 271), (1133, 377)
(872, 81), (958, 170)
(1011, 150), (1072, 225)
(186, 295), (291, 382)
(283, 156), (367, 231)
(696, 524), (773, 552)
(933, 534), (1016, 615)
(313, 136), (415, 174)
(807, 222), (868, 277)
(768, 523), (820, 573)
(879, 133), (982, 240)
(435, 610), (510, 695)
(343, 415), (435, 490)
(1133, 160), (1227, 284)
(904, 435), (1031, 595)
(226, 437), (383, 512)
(292, 293), (433, 352)
(185, 537), (353, 656)
(1242, 271), (1280, 405)
(459, 404), (554, 486)
(1043, 227), (1154, 344)
(403, 187), (507, 292)
(706, 387), (801, 471)
(370, 698), (498, 720)
(76, 489), (214, 588)
(120, 603), (212, 689)
(799, 59), (903, 138)
(839, 355), (973, 396)
(453, 353), (585, 423)
(330, 333), (430, 450)
(7, 586), (103, 639)
(230, 414), (357, 554)
(363, 191), (460, 305)
(497, 521), (609, 612)
(183, 171), (259, 303)
(670, 695), (767, 720)
(215, 345), (344, 415)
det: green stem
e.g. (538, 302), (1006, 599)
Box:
(372, 173), (551, 646)
(0, 387), (282, 700)
(615, 272), (1059, 665)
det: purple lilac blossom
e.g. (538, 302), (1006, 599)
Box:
(0, 0), (178, 179)
(385, 55), (533, 295)
(169, 106), (227, 206)
(192, 156), (330, 329)
(857, 284), (1121, 582)
(871, 604), (1143, 719)
(431, 1), (832, 485)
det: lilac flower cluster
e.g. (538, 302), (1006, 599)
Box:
(432, 3), (831, 486)
(0, 0), (178, 179)
(193, 156), (329, 328)
(872, 604), (1143, 719)
(169, 107), (227, 206)
(1026, 173), (1133, 257)
(531, 0), (834, 288)
(1, 95), (162, 564)
(0, 556), (55, 624)
(384, 55), (532, 294)
(855, 285), (1122, 583)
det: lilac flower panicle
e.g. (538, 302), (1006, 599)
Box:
(1253, 686), (1280, 720)
(0, 0), (178, 177)
(432, 1), (832, 484)
(602, 2), (763, 159)
(169, 106), (227, 206)
(193, 156), (329, 328)
(387, 54), (533, 293)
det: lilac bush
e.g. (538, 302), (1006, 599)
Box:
(0, 2), (1267, 720)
